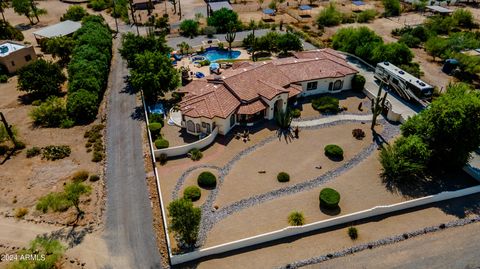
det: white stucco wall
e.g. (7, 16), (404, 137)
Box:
(261, 93), (289, 120)
(298, 74), (355, 97)
(183, 114), (233, 136)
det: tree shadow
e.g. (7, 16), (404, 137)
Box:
(319, 203), (341, 216)
(41, 225), (94, 248)
(131, 106), (145, 121)
(120, 75), (136, 95)
(326, 155), (344, 162)
(276, 128), (294, 144)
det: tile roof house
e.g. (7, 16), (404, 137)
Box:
(178, 49), (358, 136)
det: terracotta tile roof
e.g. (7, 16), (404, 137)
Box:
(237, 99), (267, 115)
(179, 82), (240, 119)
(285, 83), (303, 98)
(293, 48), (347, 62)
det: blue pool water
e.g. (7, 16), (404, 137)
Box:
(200, 48), (241, 62)
(149, 103), (165, 115)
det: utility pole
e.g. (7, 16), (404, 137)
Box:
(128, 0), (140, 35)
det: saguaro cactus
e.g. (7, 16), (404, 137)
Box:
(225, 23), (237, 52)
(371, 82), (388, 130)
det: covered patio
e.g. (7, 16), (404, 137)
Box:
(237, 100), (268, 125)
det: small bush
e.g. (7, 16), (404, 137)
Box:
(189, 148), (203, 161)
(197, 171), (216, 188)
(352, 129), (366, 140)
(92, 151), (104, 162)
(291, 109), (301, 118)
(72, 170), (89, 182)
(148, 113), (164, 126)
(357, 9), (376, 23)
(155, 138), (169, 149)
(15, 208), (29, 219)
(26, 147), (41, 158)
(31, 100), (42, 106)
(89, 174), (100, 182)
(14, 140), (26, 150)
(312, 96), (340, 113)
(30, 96), (68, 127)
(158, 153), (168, 165)
(317, 3), (343, 27)
(60, 118), (75, 129)
(288, 211), (305, 226)
(36, 193), (71, 213)
(348, 226), (358, 239)
(0, 74), (8, 83)
(319, 188), (341, 208)
(183, 186), (201, 201)
(42, 145), (71, 160)
(351, 74), (366, 91)
(324, 144), (344, 159)
(277, 172), (290, 182)
(149, 122), (163, 139)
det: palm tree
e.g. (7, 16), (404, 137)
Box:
(0, 0), (8, 22)
(248, 20), (258, 61)
(177, 41), (190, 55)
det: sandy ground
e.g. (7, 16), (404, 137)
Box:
(193, 193), (480, 269)
(215, 122), (375, 207)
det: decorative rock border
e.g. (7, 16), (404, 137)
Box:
(170, 118), (398, 246)
(277, 216), (480, 269)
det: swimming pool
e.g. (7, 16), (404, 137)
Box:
(199, 48), (241, 62)
(149, 103), (165, 115)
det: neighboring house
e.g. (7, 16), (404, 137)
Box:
(32, 20), (82, 44)
(178, 48), (358, 136)
(0, 41), (37, 73)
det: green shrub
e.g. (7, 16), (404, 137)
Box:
(0, 74), (8, 83)
(60, 118), (75, 128)
(89, 174), (100, 182)
(291, 108), (301, 118)
(324, 144), (344, 159)
(14, 140), (25, 150)
(72, 170), (89, 182)
(188, 148), (203, 161)
(88, 0), (110, 11)
(92, 151), (104, 162)
(352, 129), (365, 140)
(15, 207), (28, 219)
(183, 186), (201, 201)
(0, 20), (24, 41)
(61, 5), (89, 21)
(26, 147), (41, 158)
(197, 171), (216, 188)
(312, 96), (340, 113)
(348, 226), (358, 240)
(398, 33), (421, 48)
(148, 113), (164, 126)
(149, 122), (162, 139)
(277, 172), (290, 182)
(288, 211), (305, 226)
(31, 100), (42, 106)
(66, 89), (99, 124)
(155, 138), (169, 149)
(158, 153), (168, 164)
(319, 188), (340, 208)
(199, 59), (211, 66)
(36, 192), (71, 213)
(17, 59), (66, 99)
(29, 97), (69, 127)
(383, 0), (401, 17)
(42, 145), (71, 160)
(317, 3), (343, 27)
(180, 19), (200, 38)
(357, 9), (376, 23)
(351, 74), (366, 91)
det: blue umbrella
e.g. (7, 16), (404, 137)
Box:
(263, 8), (275, 15)
(299, 5), (312, 10)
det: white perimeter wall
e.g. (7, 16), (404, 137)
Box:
(154, 127), (218, 158)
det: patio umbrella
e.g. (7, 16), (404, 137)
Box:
(263, 8), (275, 15)
(299, 5), (312, 10)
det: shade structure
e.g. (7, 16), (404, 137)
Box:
(352, 1), (365, 5)
(263, 8), (275, 15)
(299, 5), (312, 10)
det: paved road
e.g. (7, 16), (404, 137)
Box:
(306, 222), (480, 269)
(103, 33), (163, 269)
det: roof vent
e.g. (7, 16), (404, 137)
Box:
(398, 70), (405, 75)
(315, 57), (319, 60)
(384, 62), (389, 65)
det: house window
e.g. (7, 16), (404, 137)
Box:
(333, 80), (343, 91)
(187, 120), (195, 133)
(201, 122), (207, 128)
(11, 61), (15, 66)
(230, 114), (235, 127)
(328, 82), (333, 91)
(196, 123), (201, 133)
(306, 81), (318, 91)
(24, 55), (32, 62)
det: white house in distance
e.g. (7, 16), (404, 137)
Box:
(178, 49), (358, 136)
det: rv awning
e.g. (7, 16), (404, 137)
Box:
(426, 5), (453, 14)
(32, 20), (82, 39)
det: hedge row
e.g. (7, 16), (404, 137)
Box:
(67, 16), (112, 124)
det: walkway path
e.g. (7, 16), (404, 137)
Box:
(292, 114), (372, 127)
(103, 27), (163, 269)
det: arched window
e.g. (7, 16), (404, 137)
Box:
(187, 120), (195, 133)
(230, 114), (235, 127)
(196, 124), (201, 133)
(328, 82), (333, 91)
(333, 80), (343, 91)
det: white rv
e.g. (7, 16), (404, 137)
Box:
(374, 62), (434, 103)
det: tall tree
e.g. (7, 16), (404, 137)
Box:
(17, 59), (66, 99)
(0, 0), (8, 22)
(168, 198), (201, 246)
(248, 20), (257, 61)
(207, 7), (241, 33)
(277, 32), (302, 55)
(12, 0), (46, 24)
(130, 51), (180, 102)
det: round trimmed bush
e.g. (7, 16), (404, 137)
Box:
(352, 74), (366, 91)
(319, 188), (340, 208)
(197, 171), (216, 188)
(291, 109), (301, 118)
(183, 186), (201, 201)
(149, 122), (162, 139)
(277, 172), (290, 182)
(324, 144), (344, 159)
(155, 138), (169, 149)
